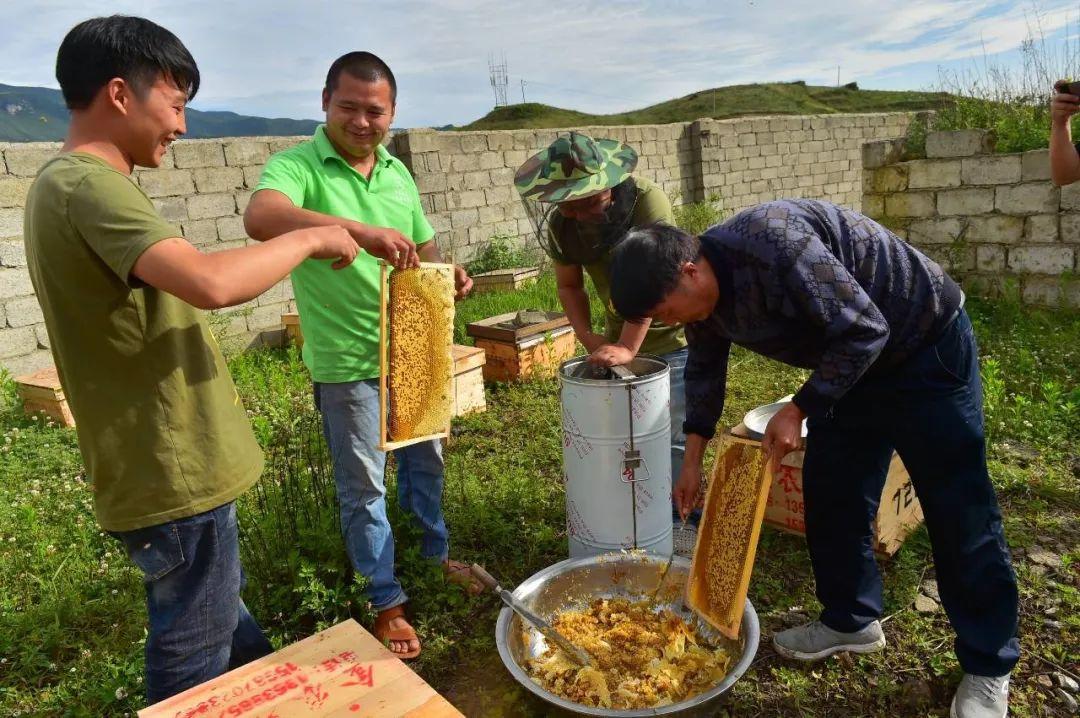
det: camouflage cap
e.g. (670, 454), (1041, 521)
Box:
(514, 131), (638, 203)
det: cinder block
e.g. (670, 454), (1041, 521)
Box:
(0, 239), (26, 267)
(0, 177), (34, 208)
(937, 188), (995, 216)
(138, 169), (195, 198)
(2, 144), (59, 177)
(907, 217), (965, 245)
(884, 191), (935, 218)
(193, 166), (244, 193)
(172, 141), (226, 168)
(995, 183), (1059, 215)
(186, 193), (236, 220)
(976, 245), (1006, 272)
(1007, 245), (1074, 274)
(925, 130), (994, 158)
(0, 267), (34, 299)
(0, 208), (23, 237)
(223, 140), (270, 167)
(1024, 214), (1059, 243)
(965, 215), (1024, 244)
(961, 155), (1021, 185)
(908, 160), (962, 189)
(1021, 149), (1051, 181)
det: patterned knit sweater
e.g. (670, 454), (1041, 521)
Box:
(683, 199), (963, 438)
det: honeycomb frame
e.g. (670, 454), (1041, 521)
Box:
(378, 261), (455, 450)
(685, 434), (775, 640)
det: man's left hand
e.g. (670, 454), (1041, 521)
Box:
(588, 342), (635, 367)
(761, 401), (805, 470)
(453, 265), (473, 300)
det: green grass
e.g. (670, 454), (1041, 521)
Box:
(0, 285), (1076, 716)
(461, 82), (952, 130)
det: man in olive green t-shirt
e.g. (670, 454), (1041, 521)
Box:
(244, 51), (474, 661)
(25, 17), (360, 704)
(514, 132), (696, 549)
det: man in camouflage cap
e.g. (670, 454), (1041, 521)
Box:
(515, 132), (697, 550)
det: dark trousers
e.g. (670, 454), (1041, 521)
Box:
(111, 502), (274, 704)
(802, 309), (1019, 677)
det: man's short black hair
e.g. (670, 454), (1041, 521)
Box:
(609, 223), (701, 320)
(56, 15), (200, 110)
(324, 52), (397, 103)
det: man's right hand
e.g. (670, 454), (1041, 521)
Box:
(305, 225), (359, 270)
(1052, 82), (1080, 126)
(351, 224), (419, 269)
(673, 461), (704, 521)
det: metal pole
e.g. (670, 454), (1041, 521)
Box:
(626, 382), (638, 549)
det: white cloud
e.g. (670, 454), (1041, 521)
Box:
(0, 0), (1075, 127)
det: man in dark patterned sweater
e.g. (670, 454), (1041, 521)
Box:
(608, 199), (1018, 718)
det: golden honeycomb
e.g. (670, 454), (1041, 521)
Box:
(525, 597), (732, 709)
(686, 437), (771, 639)
(387, 264), (454, 440)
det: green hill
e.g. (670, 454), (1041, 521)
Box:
(462, 81), (951, 130)
(0, 83), (320, 142)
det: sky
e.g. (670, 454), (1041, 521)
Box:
(2, 1), (1080, 128)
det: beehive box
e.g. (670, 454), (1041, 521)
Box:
(281, 312), (303, 349)
(138, 619), (464, 718)
(15, 367), (75, 427)
(727, 424), (923, 557)
(473, 326), (575, 382)
(470, 266), (540, 294)
(451, 344), (486, 416)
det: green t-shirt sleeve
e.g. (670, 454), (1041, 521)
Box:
(635, 180), (675, 225)
(68, 170), (181, 287)
(405, 171), (435, 246)
(255, 151), (309, 206)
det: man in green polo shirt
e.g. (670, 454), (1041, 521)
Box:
(244, 52), (472, 660)
(514, 133), (696, 553)
(25, 17), (361, 703)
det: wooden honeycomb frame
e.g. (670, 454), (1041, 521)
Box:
(378, 261), (455, 451)
(685, 433), (779, 640)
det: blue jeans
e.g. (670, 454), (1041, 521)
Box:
(314, 379), (448, 612)
(110, 502), (273, 704)
(663, 347), (700, 526)
(803, 310), (1019, 676)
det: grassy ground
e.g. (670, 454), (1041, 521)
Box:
(461, 82), (950, 130)
(0, 275), (1077, 716)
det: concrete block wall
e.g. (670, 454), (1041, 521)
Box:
(0, 137), (308, 377)
(862, 129), (1079, 308)
(2, 110), (921, 375)
(696, 112), (918, 212)
(389, 123), (699, 262)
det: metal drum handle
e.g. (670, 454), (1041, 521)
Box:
(621, 449), (652, 483)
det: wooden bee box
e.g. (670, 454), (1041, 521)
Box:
(15, 367), (75, 428)
(726, 424), (923, 557)
(473, 326), (575, 382)
(281, 312), (303, 349)
(470, 267), (540, 294)
(138, 619), (464, 718)
(451, 344), (486, 416)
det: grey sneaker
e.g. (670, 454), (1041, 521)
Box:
(772, 619), (886, 661)
(950, 674), (1009, 718)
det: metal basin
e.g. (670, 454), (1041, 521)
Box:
(494, 553), (760, 717)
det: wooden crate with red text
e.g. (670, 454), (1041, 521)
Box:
(138, 620), (463, 718)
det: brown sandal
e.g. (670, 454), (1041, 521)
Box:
(373, 605), (421, 660)
(444, 559), (484, 595)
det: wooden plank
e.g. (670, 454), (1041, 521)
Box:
(451, 345), (485, 374)
(138, 620), (463, 718)
(15, 366), (65, 392)
(464, 311), (570, 343)
(379, 262), (390, 452)
(452, 366), (486, 416)
(686, 436), (774, 640)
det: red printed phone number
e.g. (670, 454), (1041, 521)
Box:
(172, 663), (304, 718)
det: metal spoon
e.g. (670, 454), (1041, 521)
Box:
(470, 564), (593, 667)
